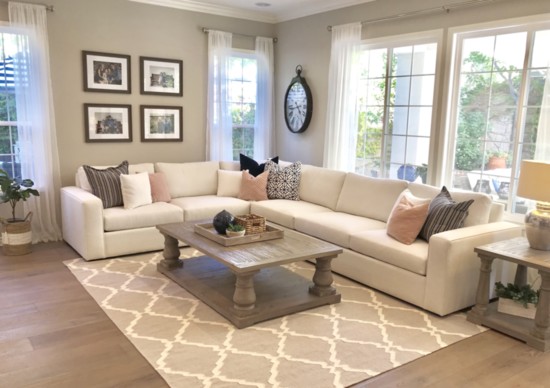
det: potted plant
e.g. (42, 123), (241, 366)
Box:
(0, 167), (39, 255)
(494, 281), (539, 319)
(486, 151), (508, 170)
(226, 223), (245, 237)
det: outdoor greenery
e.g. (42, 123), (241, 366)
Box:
(494, 281), (539, 308)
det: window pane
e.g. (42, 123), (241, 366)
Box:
(390, 76), (410, 106)
(410, 75), (435, 106)
(494, 32), (526, 70)
(531, 30), (550, 68)
(405, 136), (430, 166)
(460, 36), (495, 73)
(408, 107), (432, 137)
(392, 46), (412, 77)
(412, 43), (437, 75)
(389, 107), (407, 135)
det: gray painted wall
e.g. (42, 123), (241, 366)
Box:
(0, 0), (548, 188)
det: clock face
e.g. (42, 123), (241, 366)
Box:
(285, 81), (311, 133)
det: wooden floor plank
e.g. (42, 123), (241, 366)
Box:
(1, 241), (549, 387)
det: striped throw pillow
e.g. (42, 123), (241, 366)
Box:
(83, 160), (129, 208)
(419, 186), (473, 241)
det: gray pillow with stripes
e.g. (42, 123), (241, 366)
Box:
(83, 160), (129, 208)
(419, 186), (473, 241)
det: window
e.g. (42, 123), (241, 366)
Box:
(356, 37), (438, 183)
(0, 31), (20, 180)
(447, 22), (550, 216)
(228, 52), (257, 161)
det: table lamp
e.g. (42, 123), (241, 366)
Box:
(517, 160), (550, 250)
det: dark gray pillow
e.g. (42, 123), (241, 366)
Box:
(265, 160), (301, 200)
(419, 186), (473, 241)
(83, 160), (129, 208)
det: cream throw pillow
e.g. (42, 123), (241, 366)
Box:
(120, 172), (152, 209)
(386, 190), (431, 245)
(217, 170), (242, 197)
(238, 170), (269, 201)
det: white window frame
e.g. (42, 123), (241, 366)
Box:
(357, 29), (444, 183)
(442, 13), (550, 221)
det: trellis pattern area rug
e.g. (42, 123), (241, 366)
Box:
(65, 249), (486, 388)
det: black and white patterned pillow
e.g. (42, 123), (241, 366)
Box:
(419, 186), (473, 241)
(265, 160), (301, 200)
(83, 160), (129, 208)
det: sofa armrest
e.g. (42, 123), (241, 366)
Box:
(423, 221), (523, 316)
(61, 186), (106, 260)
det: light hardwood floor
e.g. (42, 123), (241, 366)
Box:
(1, 241), (549, 387)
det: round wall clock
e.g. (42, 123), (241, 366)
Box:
(284, 65), (312, 133)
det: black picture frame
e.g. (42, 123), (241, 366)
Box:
(84, 103), (132, 142)
(140, 105), (183, 142)
(140, 56), (183, 96)
(82, 51), (131, 93)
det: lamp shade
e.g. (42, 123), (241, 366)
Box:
(517, 160), (550, 203)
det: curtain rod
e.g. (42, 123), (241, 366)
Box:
(202, 27), (277, 43)
(0, 1), (54, 12)
(327, 0), (500, 31)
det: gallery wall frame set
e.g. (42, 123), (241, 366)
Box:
(82, 51), (131, 93)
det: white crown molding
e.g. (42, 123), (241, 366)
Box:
(129, 0), (279, 23)
(129, 0), (377, 23)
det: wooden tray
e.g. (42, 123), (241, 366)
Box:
(194, 222), (284, 246)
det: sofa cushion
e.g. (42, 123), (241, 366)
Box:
(295, 212), (386, 248)
(120, 172), (152, 209)
(77, 162), (155, 192)
(103, 202), (183, 232)
(251, 199), (332, 229)
(83, 160), (129, 208)
(419, 186), (474, 241)
(387, 195), (430, 245)
(149, 172), (171, 203)
(155, 161), (219, 198)
(217, 170), (242, 197)
(299, 165), (346, 210)
(238, 170), (268, 201)
(265, 160), (301, 200)
(350, 229), (429, 275)
(240, 153), (279, 176)
(219, 160), (240, 171)
(336, 173), (408, 222)
(170, 195), (250, 221)
(408, 182), (492, 227)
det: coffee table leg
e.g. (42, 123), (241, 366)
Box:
(157, 233), (183, 270)
(310, 256), (337, 297)
(233, 270), (259, 310)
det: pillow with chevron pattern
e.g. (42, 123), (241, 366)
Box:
(265, 160), (301, 200)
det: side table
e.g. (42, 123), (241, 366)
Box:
(467, 237), (550, 352)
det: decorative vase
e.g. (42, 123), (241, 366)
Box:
(213, 210), (234, 234)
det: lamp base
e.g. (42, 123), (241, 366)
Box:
(525, 208), (550, 251)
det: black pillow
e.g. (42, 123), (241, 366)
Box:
(240, 154), (279, 177)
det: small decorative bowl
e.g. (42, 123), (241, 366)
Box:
(226, 229), (246, 237)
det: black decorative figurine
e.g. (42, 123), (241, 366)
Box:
(213, 210), (234, 234)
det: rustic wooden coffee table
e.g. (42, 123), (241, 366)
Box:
(156, 221), (343, 328)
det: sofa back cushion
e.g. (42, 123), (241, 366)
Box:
(155, 161), (219, 198)
(299, 164), (346, 210)
(336, 173), (409, 222)
(408, 182), (493, 226)
(76, 162), (155, 192)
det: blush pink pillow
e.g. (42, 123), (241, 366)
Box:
(149, 172), (171, 203)
(238, 170), (269, 201)
(386, 195), (430, 245)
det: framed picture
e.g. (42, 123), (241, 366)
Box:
(82, 51), (131, 93)
(141, 105), (183, 142)
(140, 56), (183, 96)
(84, 104), (132, 142)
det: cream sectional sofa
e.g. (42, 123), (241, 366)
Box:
(60, 160), (523, 316)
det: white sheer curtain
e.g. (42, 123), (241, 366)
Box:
(323, 22), (362, 171)
(254, 36), (274, 160)
(535, 63), (550, 161)
(9, 2), (61, 242)
(206, 30), (233, 161)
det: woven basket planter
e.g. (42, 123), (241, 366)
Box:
(1, 213), (32, 255)
(234, 214), (266, 235)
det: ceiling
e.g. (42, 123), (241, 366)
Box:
(129, 0), (377, 23)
